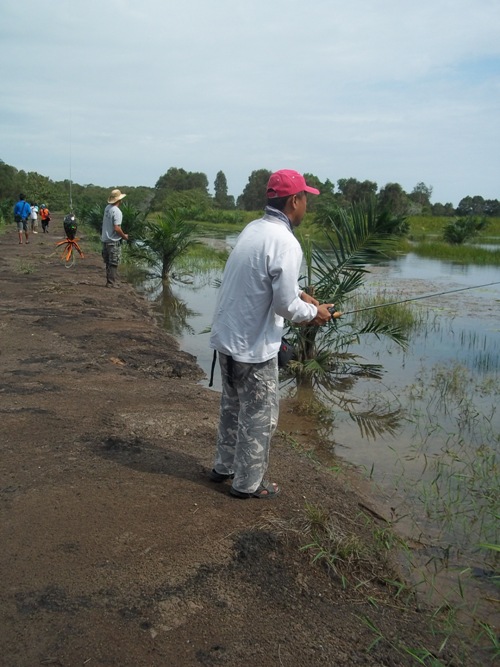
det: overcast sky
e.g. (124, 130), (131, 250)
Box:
(1, 0), (499, 206)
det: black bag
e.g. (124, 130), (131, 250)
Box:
(14, 214), (22, 223)
(63, 214), (77, 239)
(277, 337), (295, 368)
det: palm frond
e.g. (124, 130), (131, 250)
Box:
(349, 408), (402, 440)
(357, 318), (408, 350)
(310, 200), (400, 304)
(140, 209), (198, 279)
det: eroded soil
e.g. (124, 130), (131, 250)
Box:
(0, 218), (484, 666)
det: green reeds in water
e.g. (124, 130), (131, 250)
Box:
(413, 241), (500, 265)
(399, 363), (500, 559)
(348, 292), (425, 334)
(173, 242), (228, 274)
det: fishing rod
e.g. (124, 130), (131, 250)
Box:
(68, 109), (73, 213)
(332, 281), (500, 316)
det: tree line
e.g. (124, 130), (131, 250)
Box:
(1, 159), (499, 219)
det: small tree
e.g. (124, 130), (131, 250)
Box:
(134, 209), (198, 280)
(409, 182), (433, 212)
(443, 216), (488, 244)
(237, 169), (272, 210)
(214, 170), (234, 209)
(377, 182), (409, 217)
(337, 177), (377, 206)
(288, 199), (407, 376)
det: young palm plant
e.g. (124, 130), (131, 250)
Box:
(282, 200), (409, 438)
(288, 199), (408, 381)
(131, 208), (199, 280)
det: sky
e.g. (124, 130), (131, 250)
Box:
(1, 0), (499, 207)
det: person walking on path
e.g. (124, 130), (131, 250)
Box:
(30, 204), (39, 233)
(209, 169), (335, 499)
(40, 204), (51, 233)
(14, 194), (32, 244)
(101, 189), (128, 288)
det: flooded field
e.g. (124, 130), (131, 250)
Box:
(137, 245), (500, 634)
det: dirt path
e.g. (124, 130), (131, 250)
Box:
(0, 218), (480, 666)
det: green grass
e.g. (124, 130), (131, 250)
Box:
(412, 241), (500, 265)
(348, 294), (426, 333)
(407, 215), (500, 241)
(17, 260), (36, 274)
(173, 241), (228, 273)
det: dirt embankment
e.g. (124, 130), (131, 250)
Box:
(0, 218), (480, 666)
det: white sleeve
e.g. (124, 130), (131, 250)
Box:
(270, 243), (317, 324)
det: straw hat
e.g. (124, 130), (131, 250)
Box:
(107, 189), (127, 204)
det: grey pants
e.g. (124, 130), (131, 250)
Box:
(214, 353), (279, 494)
(102, 242), (122, 284)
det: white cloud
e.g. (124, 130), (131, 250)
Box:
(1, 0), (499, 204)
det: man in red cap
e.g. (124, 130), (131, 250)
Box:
(209, 169), (334, 499)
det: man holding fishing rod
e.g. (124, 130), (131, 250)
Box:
(101, 189), (128, 288)
(209, 169), (340, 499)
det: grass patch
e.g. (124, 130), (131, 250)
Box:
(348, 294), (426, 334)
(407, 216), (500, 241)
(412, 241), (500, 265)
(174, 242), (228, 273)
(17, 260), (36, 274)
(265, 500), (402, 590)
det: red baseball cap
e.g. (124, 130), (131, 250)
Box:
(267, 169), (320, 198)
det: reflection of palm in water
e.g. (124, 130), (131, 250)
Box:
(282, 361), (402, 441)
(157, 285), (197, 337)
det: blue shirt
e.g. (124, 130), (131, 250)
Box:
(14, 200), (31, 220)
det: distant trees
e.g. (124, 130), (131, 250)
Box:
(377, 183), (409, 217)
(1, 158), (499, 221)
(237, 169), (272, 210)
(337, 178), (377, 206)
(431, 202), (455, 217)
(412, 182), (433, 203)
(151, 167), (210, 212)
(0, 160), (31, 204)
(406, 182), (435, 216)
(213, 170), (235, 209)
(456, 196), (500, 217)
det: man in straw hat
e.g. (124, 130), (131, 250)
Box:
(101, 188), (128, 288)
(208, 169), (336, 499)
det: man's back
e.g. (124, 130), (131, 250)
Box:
(210, 212), (311, 363)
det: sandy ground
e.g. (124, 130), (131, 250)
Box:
(0, 217), (487, 666)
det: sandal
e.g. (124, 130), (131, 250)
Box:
(209, 468), (235, 483)
(230, 480), (280, 499)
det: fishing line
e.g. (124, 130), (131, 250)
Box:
(69, 108), (73, 213)
(337, 281), (500, 316)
